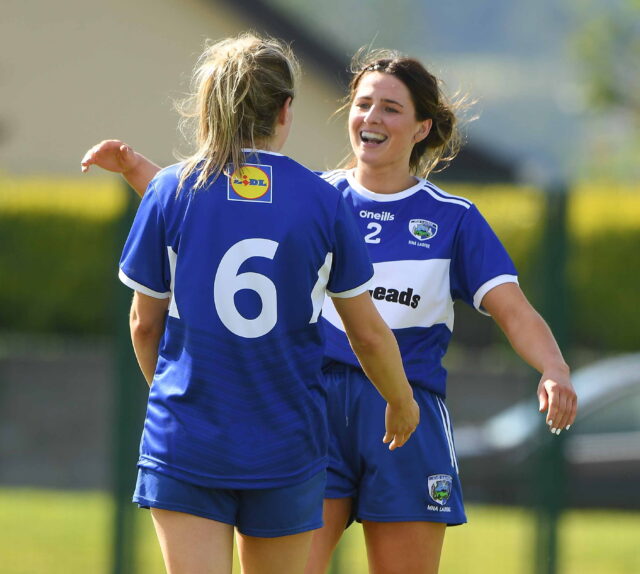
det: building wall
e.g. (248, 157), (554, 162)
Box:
(1, 0), (348, 175)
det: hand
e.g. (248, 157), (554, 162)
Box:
(81, 140), (140, 174)
(383, 397), (420, 450)
(537, 368), (577, 435)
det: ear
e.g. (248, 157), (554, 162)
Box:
(414, 118), (432, 143)
(277, 97), (293, 126)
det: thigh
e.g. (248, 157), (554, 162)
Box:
(305, 497), (353, 574)
(362, 520), (446, 574)
(150, 507), (234, 574)
(237, 530), (314, 574)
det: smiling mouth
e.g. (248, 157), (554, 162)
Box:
(360, 130), (387, 144)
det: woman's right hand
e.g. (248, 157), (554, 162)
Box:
(383, 397), (420, 451)
(81, 139), (139, 174)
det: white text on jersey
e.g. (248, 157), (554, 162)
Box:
(359, 210), (395, 222)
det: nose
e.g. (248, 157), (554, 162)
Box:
(363, 105), (381, 124)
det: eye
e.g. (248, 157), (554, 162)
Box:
(385, 106), (400, 113)
(355, 102), (371, 110)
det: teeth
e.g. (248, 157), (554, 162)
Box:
(361, 131), (387, 143)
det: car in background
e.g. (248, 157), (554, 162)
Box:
(455, 353), (640, 509)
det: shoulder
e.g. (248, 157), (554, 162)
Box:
(417, 180), (475, 211)
(319, 169), (351, 191)
(275, 156), (343, 198)
(148, 163), (184, 198)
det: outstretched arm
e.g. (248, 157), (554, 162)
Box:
(333, 292), (420, 450)
(482, 282), (577, 434)
(81, 140), (161, 197)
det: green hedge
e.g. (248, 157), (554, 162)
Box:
(1, 177), (638, 350)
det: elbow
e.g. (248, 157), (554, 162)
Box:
(348, 329), (389, 357)
(130, 310), (164, 342)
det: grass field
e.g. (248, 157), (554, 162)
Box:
(1, 488), (638, 573)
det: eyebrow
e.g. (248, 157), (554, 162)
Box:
(355, 96), (405, 108)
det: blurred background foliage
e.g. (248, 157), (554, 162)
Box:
(2, 178), (637, 349)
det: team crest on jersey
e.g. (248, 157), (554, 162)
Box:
(227, 164), (272, 203)
(428, 474), (452, 506)
(409, 219), (438, 241)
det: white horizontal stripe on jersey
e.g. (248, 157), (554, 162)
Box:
(323, 259), (454, 331)
(473, 274), (519, 315)
(118, 269), (171, 299)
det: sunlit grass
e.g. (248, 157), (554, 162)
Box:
(1, 488), (638, 574)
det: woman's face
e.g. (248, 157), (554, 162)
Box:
(348, 71), (431, 173)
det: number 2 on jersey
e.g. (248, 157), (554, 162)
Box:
(364, 222), (382, 243)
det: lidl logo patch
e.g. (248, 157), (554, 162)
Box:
(228, 164), (272, 203)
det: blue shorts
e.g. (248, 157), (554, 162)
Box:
(324, 363), (467, 526)
(133, 467), (326, 537)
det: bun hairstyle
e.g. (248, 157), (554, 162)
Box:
(176, 32), (300, 191)
(345, 48), (470, 178)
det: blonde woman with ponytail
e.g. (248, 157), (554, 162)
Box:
(83, 45), (575, 574)
(84, 34), (418, 574)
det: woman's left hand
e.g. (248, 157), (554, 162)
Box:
(537, 367), (577, 435)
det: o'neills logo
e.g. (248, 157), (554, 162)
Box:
(227, 164), (272, 203)
(359, 209), (395, 221)
(369, 286), (420, 308)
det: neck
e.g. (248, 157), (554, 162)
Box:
(353, 164), (418, 195)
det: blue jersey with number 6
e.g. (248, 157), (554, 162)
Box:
(119, 151), (373, 489)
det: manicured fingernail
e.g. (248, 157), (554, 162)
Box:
(565, 425), (571, 431)
(555, 429), (561, 435)
(547, 420), (553, 427)
(551, 428), (557, 434)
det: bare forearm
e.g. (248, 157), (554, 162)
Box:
(131, 328), (163, 386)
(500, 307), (569, 377)
(483, 283), (576, 431)
(124, 153), (161, 197)
(346, 322), (413, 406)
(129, 292), (168, 387)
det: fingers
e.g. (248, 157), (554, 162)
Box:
(541, 378), (578, 436)
(382, 429), (413, 451)
(80, 145), (98, 173)
(80, 139), (129, 174)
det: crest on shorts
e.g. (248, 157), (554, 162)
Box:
(428, 474), (452, 506)
(409, 219), (438, 241)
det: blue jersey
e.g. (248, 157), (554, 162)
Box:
(119, 152), (373, 489)
(319, 170), (518, 396)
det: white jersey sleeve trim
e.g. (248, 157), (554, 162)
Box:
(327, 277), (373, 299)
(473, 274), (519, 315)
(118, 269), (171, 299)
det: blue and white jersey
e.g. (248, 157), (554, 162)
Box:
(320, 169), (518, 397)
(119, 152), (373, 489)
